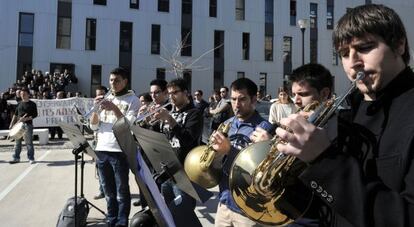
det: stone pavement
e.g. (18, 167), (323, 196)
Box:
(0, 136), (218, 226)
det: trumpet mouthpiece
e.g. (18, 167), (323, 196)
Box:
(356, 71), (365, 81)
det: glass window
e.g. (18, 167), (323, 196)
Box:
(310, 3), (318, 29)
(235, 0), (245, 20)
(290, 0), (296, 26)
(57, 17), (71, 49)
(259, 73), (267, 95)
(151, 24), (161, 54)
(20, 14), (34, 33)
(327, 0), (334, 30)
(283, 36), (292, 78)
(86, 18), (96, 50)
(19, 13), (34, 47)
(181, 28), (192, 56)
(332, 48), (338, 65)
(183, 70), (192, 91)
(93, 0), (106, 5)
(214, 30), (224, 58)
(182, 0), (192, 14)
(156, 68), (165, 80)
(130, 0), (139, 9)
(242, 32), (249, 60)
(214, 71), (224, 90)
(209, 0), (217, 17)
(265, 0), (273, 23)
(158, 0), (169, 12)
(265, 36), (273, 61)
(120, 22), (133, 52)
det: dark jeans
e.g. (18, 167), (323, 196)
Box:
(96, 151), (131, 226)
(13, 124), (34, 161)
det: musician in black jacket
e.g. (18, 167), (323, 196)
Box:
(9, 88), (38, 164)
(276, 4), (414, 226)
(154, 78), (204, 226)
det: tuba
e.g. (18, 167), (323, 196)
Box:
(184, 110), (238, 189)
(229, 72), (365, 225)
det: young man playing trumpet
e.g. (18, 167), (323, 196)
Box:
(152, 78), (204, 226)
(90, 67), (140, 227)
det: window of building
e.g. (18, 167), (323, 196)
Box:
(91, 65), (102, 97)
(19, 13), (34, 47)
(214, 30), (224, 58)
(182, 0), (192, 14)
(209, 0), (217, 17)
(158, 0), (169, 12)
(265, 36), (273, 61)
(85, 18), (96, 50)
(93, 0), (106, 5)
(265, 0), (273, 23)
(242, 32), (249, 60)
(130, 0), (139, 9)
(214, 71), (224, 90)
(181, 28), (192, 56)
(56, 0), (72, 49)
(259, 73), (267, 95)
(237, 72), (245, 79)
(310, 3), (318, 29)
(332, 48), (338, 65)
(151, 24), (161, 54)
(235, 0), (245, 20)
(310, 39), (318, 63)
(327, 0), (334, 30)
(156, 68), (166, 80)
(283, 36), (292, 82)
(183, 70), (192, 91)
(120, 22), (133, 52)
(290, 0), (296, 26)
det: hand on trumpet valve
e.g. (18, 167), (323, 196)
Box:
(152, 108), (170, 122)
(250, 127), (271, 143)
(98, 99), (117, 112)
(210, 131), (231, 155)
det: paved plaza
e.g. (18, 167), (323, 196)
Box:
(0, 136), (218, 227)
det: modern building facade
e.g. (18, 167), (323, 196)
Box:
(0, 0), (413, 97)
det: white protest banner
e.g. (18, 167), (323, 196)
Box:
(32, 98), (94, 127)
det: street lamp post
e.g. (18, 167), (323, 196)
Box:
(298, 19), (308, 65)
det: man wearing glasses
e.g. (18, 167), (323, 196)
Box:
(210, 86), (233, 130)
(153, 78), (204, 226)
(193, 89), (209, 113)
(138, 79), (171, 131)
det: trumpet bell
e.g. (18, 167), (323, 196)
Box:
(229, 141), (313, 226)
(184, 145), (222, 189)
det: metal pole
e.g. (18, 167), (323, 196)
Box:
(301, 27), (305, 65)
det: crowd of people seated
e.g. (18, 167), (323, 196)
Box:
(0, 69), (78, 130)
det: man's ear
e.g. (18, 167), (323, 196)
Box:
(396, 38), (406, 56)
(320, 87), (331, 101)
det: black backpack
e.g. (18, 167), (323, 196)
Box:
(56, 196), (89, 227)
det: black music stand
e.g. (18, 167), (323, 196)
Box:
(130, 124), (213, 203)
(59, 123), (106, 226)
(112, 117), (175, 227)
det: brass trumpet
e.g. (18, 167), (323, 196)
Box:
(229, 72), (365, 225)
(74, 89), (113, 126)
(184, 110), (238, 189)
(135, 102), (172, 125)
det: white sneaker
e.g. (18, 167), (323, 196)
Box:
(29, 160), (36, 164)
